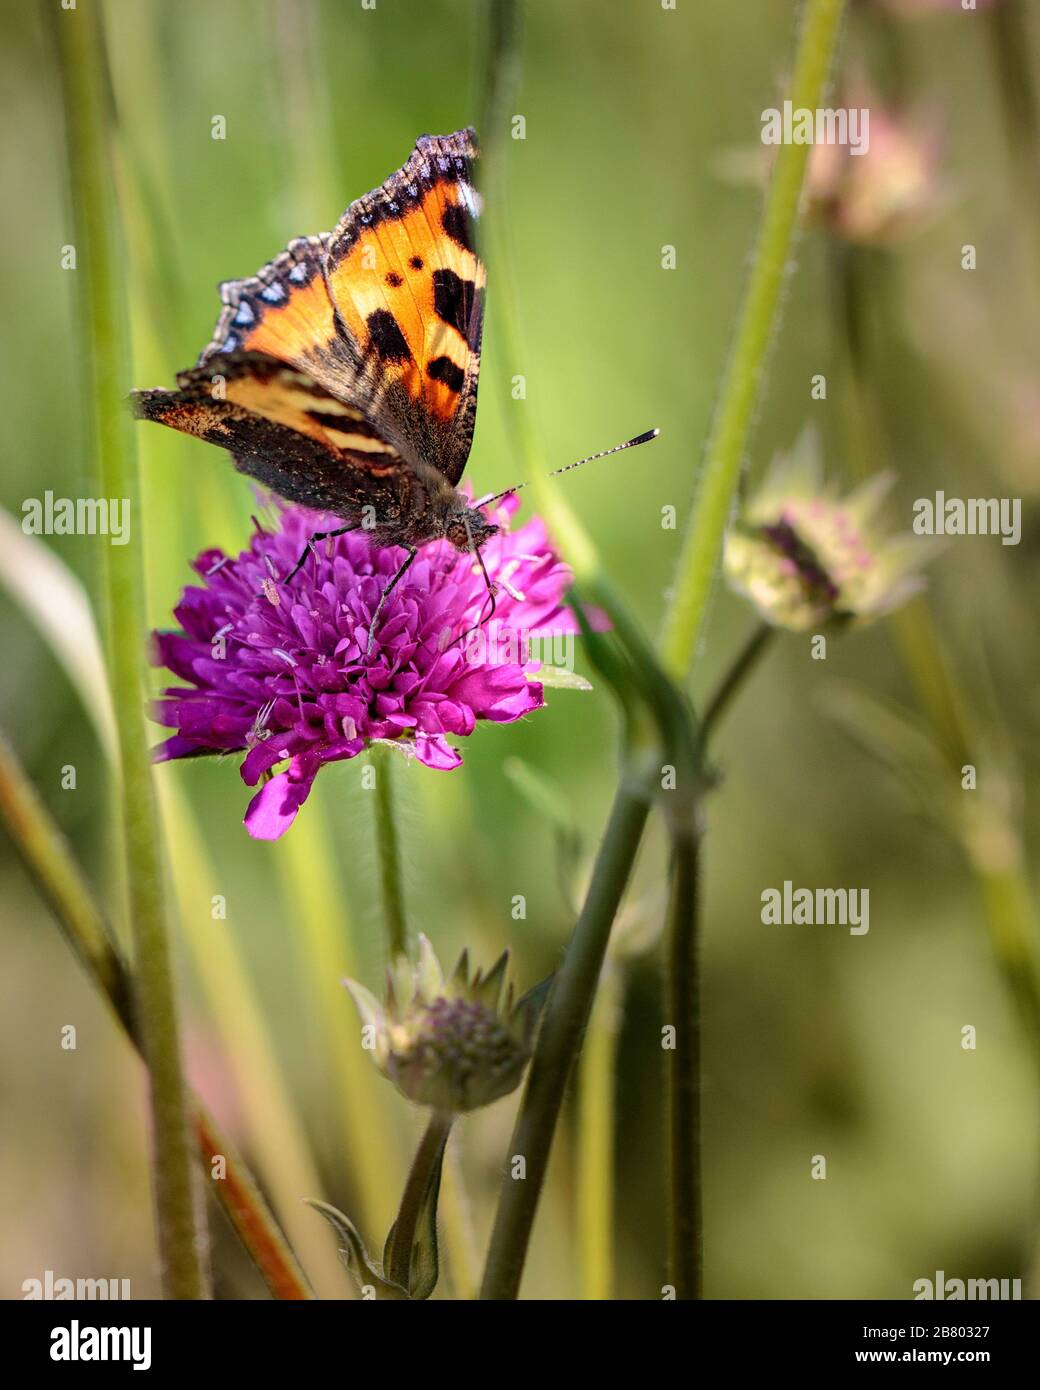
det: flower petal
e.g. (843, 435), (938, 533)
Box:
(413, 734), (463, 770)
(244, 766), (315, 839)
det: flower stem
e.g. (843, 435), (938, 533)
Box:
(700, 623), (776, 747)
(666, 826), (702, 1299)
(371, 746), (409, 961)
(277, 810), (405, 1239)
(52, 1), (204, 1299)
(476, 0), (843, 1303)
(0, 730), (312, 1300)
(385, 1110), (453, 1295)
(577, 959), (622, 1300)
(369, 746), (485, 1293)
(655, 2), (845, 1298)
(659, 0), (847, 681)
(479, 786), (651, 1299)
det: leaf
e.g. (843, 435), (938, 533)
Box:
(513, 971), (555, 1049)
(305, 1199), (408, 1300)
(403, 1135), (446, 1301)
(0, 507), (115, 760)
(532, 665), (593, 691)
(382, 1117), (451, 1301)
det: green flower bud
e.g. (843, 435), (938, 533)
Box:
(345, 935), (536, 1113)
(724, 428), (936, 632)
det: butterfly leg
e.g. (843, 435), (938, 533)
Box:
(284, 524), (359, 583)
(451, 543), (498, 649)
(365, 546), (418, 656)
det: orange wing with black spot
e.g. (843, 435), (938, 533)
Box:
(195, 129), (484, 486)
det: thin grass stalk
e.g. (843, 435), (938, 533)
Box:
(0, 730), (311, 1299)
(112, 0), (413, 1264)
(157, 779), (355, 1299)
(52, 0), (205, 1299)
(371, 746), (410, 961)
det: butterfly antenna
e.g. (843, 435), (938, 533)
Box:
(477, 427), (660, 509)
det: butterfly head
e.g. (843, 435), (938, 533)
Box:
(444, 503), (499, 555)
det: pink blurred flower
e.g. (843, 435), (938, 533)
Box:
(806, 87), (945, 244)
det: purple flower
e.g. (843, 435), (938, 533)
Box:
(151, 495), (587, 839)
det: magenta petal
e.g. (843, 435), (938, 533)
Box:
(151, 487), (604, 837)
(414, 734), (463, 770)
(244, 770), (314, 840)
(241, 742), (288, 786)
(153, 735), (215, 763)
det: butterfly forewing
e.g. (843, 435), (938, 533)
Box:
(141, 130), (485, 502)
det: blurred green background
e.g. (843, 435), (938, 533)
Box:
(1, 0), (1038, 1299)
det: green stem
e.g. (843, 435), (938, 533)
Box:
(577, 960), (622, 1300)
(52, 2), (204, 1299)
(479, 787), (651, 1299)
(277, 810), (404, 1241)
(371, 746), (409, 960)
(700, 623), (776, 747)
(477, 0), (841, 1304)
(666, 827), (702, 1299)
(0, 731), (312, 1300)
(657, 0), (847, 1306)
(370, 743), (482, 1293)
(385, 1111), (453, 1294)
(659, 0), (847, 680)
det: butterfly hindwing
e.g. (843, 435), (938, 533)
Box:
(134, 351), (414, 522)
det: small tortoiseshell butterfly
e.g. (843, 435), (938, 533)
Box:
(134, 128), (656, 636)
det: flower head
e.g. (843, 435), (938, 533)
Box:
(723, 430), (932, 631)
(345, 935), (537, 1113)
(805, 86), (944, 245)
(151, 495), (585, 839)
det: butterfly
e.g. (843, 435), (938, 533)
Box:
(134, 131), (497, 623)
(134, 128), (657, 642)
